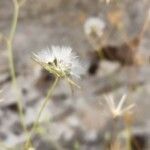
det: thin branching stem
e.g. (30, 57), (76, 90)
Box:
(7, 0), (28, 137)
(25, 77), (59, 149)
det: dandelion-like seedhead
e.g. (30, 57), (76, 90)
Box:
(33, 46), (83, 78)
(84, 17), (105, 38)
(104, 94), (135, 119)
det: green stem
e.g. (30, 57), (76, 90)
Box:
(7, 0), (27, 133)
(126, 125), (132, 150)
(96, 47), (104, 60)
(25, 77), (59, 149)
(9, 0), (19, 41)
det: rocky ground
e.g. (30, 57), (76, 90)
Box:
(0, 0), (150, 149)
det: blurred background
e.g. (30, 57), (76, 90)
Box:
(0, 0), (150, 149)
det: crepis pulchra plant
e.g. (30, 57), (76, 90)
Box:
(25, 46), (84, 149)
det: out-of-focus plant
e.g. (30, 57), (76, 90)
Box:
(0, 0), (28, 149)
(84, 17), (106, 58)
(104, 94), (135, 119)
(104, 94), (135, 150)
(5, 0), (27, 135)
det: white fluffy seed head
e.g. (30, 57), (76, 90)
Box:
(33, 46), (84, 78)
(84, 17), (105, 38)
